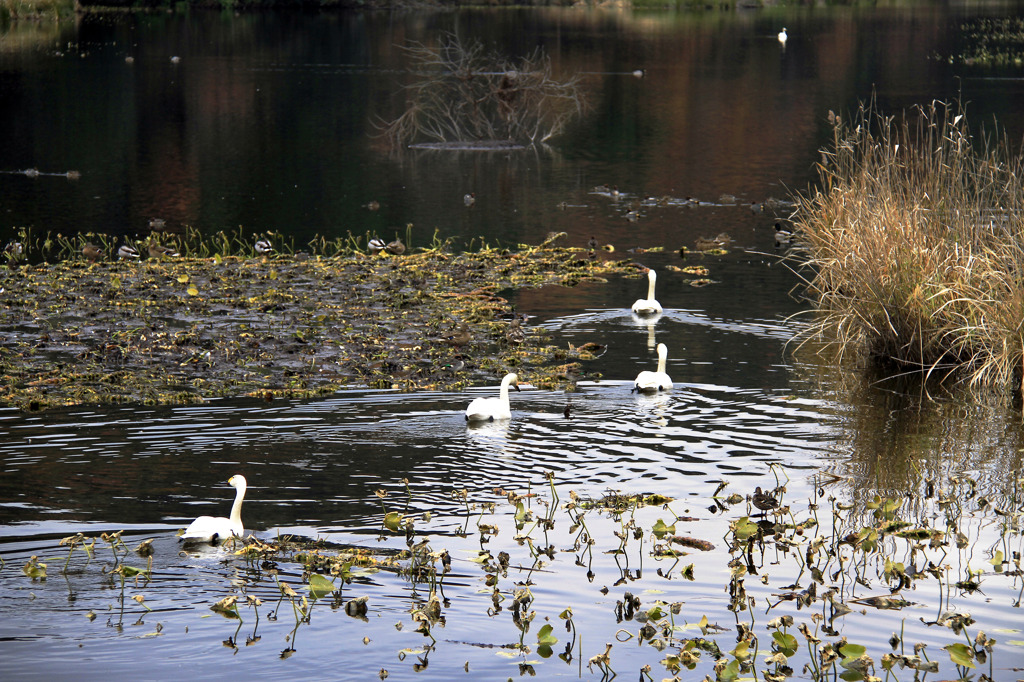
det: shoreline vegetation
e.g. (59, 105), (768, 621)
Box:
(790, 100), (1024, 396)
(3, 0), (761, 21)
(0, 231), (642, 411)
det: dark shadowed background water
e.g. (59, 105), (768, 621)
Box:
(2, 4), (1024, 680)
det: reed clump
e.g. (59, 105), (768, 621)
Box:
(792, 100), (1024, 394)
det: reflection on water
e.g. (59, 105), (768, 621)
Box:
(2, 6), (1023, 253)
(3, 3), (1024, 679)
(0, 371), (1021, 679)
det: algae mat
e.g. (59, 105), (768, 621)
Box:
(0, 246), (637, 410)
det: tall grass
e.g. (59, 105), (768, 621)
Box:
(792, 100), (1024, 394)
(0, 0), (73, 20)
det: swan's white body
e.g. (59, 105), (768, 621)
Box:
(466, 373), (519, 421)
(181, 474), (247, 543)
(778, 28), (788, 44)
(631, 269), (663, 315)
(634, 343), (673, 393)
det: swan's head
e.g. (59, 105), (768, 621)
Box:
(656, 343), (668, 358)
(647, 268), (657, 283)
(228, 474), (247, 490)
(504, 373), (521, 392)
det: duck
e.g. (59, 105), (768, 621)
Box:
(633, 343), (672, 393)
(445, 322), (472, 347)
(148, 241), (179, 259)
(631, 269), (663, 315)
(464, 192), (476, 206)
(752, 486), (780, 514)
(181, 474), (247, 543)
(695, 236), (727, 251)
(587, 236), (599, 251)
(148, 218), (167, 231)
(368, 237), (386, 255)
(465, 372), (520, 422)
(778, 28), (788, 45)
(255, 238), (274, 255)
(632, 68), (646, 78)
(625, 209), (639, 223)
(4, 241), (24, 261)
(506, 315), (526, 345)
(364, 200), (380, 211)
(385, 238), (406, 255)
(774, 222), (794, 244)
(117, 243), (140, 260)
(82, 243), (104, 262)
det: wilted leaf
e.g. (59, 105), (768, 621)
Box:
(537, 623), (558, 646)
(384, 511), (403, 532)
(651, 518), (675, 538)
(772, 631), (798, 657)
(308, 573), (335, 599)
(944, 642), (975, 668)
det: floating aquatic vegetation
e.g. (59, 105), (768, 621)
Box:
(0, 232), (641, 410)
(954, 18), (1024, 66)
(13, 469), (1019, 680)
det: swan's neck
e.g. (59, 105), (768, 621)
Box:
(657, 348), (667, 374)
(499, 377), (512, 403)
(647, 273), (657, 300)
(229, 485), (246, 525)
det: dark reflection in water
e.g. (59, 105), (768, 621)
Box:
(3, 5), (1024, 680)
(2, 6), (1023, 252)
(0, 377), (831, 535)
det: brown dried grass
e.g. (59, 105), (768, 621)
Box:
(792, 100), (1024, 395)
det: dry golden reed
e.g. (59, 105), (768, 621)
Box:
(791, 99), (1024, 394)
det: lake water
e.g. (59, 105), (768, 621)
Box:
(2, 4), (1024, 680)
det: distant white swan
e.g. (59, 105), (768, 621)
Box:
(634, 343), (673, 393)
(778, 27), (788, 45)
(181, 475), (247, 543)
(631, 269), (663, 315)
(466, 373), (519, 421)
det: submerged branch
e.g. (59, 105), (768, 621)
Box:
(376, 34), (587, 150)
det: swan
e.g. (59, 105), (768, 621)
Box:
(181, 474), (247, 543)
(631, 269), (663, 315)
(634, 343), (672, 393)
(778, 28), (788, 45)
(466, 373), (519, 421)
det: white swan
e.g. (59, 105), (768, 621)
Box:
(634, 343), (673, 393)
(778, 27), (788, 45)
(631, 269), (663, 315)
(181, 474), (247, 543)
(466, 373), (520, 421)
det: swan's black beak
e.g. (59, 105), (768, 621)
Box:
(513, 383), (521, 392)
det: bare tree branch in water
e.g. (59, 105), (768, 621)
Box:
(377, 34), (587, 150)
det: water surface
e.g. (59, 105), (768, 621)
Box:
(3, 4), (1024, 680)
